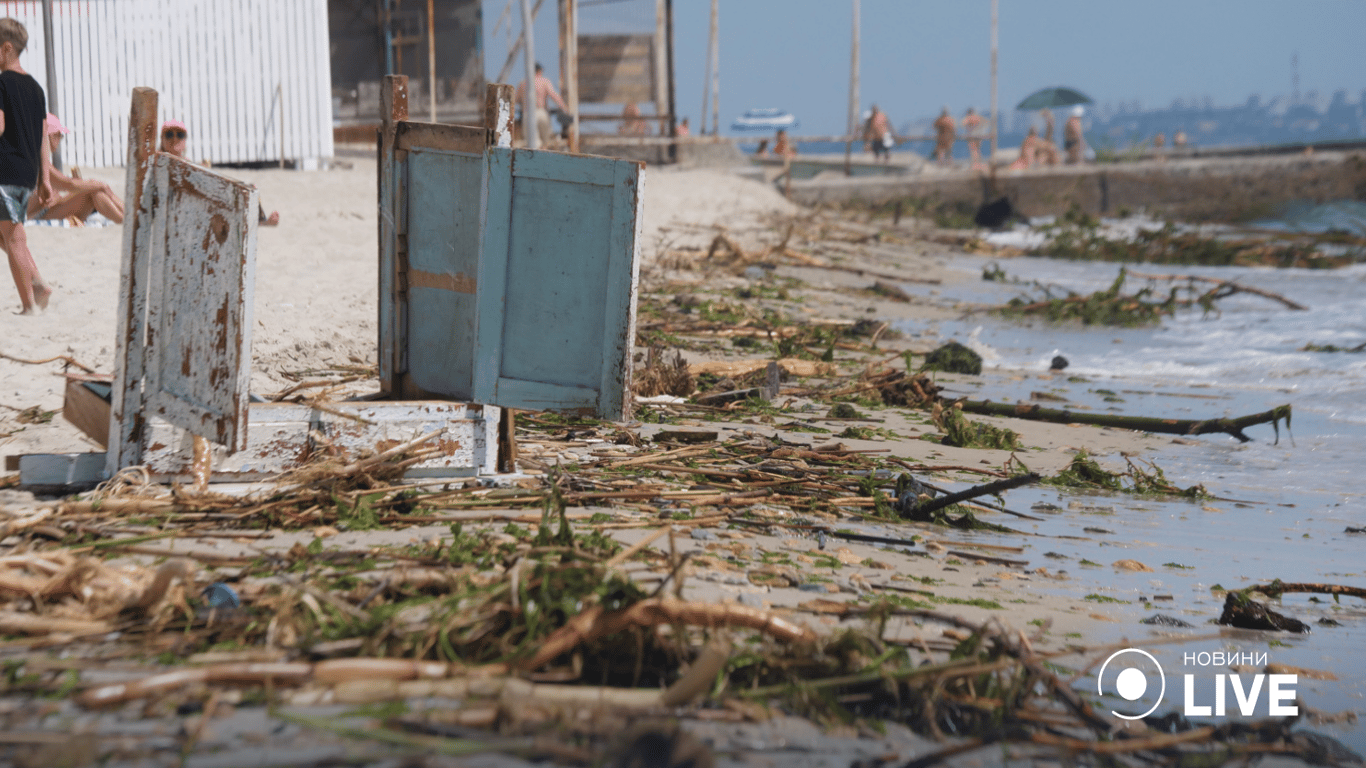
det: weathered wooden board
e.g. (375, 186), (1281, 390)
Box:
(140, 154), (258, 452)
(474, 147), (643, 420)
(140, 401), (499, 482)
(577, 34), (657, 105)
(403, 146), (485, 400)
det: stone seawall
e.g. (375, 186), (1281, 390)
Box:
(787, 151), (1366, 222)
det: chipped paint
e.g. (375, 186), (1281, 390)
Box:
(141, 402), (499, 482)
(137, 154), (258, 453)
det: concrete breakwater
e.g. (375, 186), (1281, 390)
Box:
(787, 151), (1366, 222)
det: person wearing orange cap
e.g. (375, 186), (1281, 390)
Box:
(28, 113), (123, 224)
(159, 119), (279, 226)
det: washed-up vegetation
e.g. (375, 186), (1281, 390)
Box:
(1, 209), (1354, 766)
(1035, 207), (1366, 268)
(994, 266), (1309, 327)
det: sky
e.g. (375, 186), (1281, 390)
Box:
(482, 0), (1366, 135)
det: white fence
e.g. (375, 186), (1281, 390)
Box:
(0, 0), (333, 168)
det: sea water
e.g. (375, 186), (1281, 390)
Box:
(878, 209), (1366, 749)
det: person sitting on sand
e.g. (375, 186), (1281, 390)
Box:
(27, 113), (123, 224)
(160, 119), (279, 226)
(933, 107), (956, 165)
(772, 129), (795, 159)
(1064, 106), (1085, 164)
(0, 17), (54, 314)
(1009, 126), (1040, 170)
(753, 138), (769, 157)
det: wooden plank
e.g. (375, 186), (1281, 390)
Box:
(395, 121), (486, 154)
(485, 83), (515, 148)
(141, 401), (499, 482)
(140, 155), (258, 451)
(402, 146), (484, 399)
(378, 75), (409, 395)
(107, 86), (160, 477)
(63, 379), (112, 449)
(498, 409), (518, 473)
(18, 453), (106, 491)
(473, 147), (642, 420)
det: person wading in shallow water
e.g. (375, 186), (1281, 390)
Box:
(0, 17), (53, 314)
(159, 119), (279, 226)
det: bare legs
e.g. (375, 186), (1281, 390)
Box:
(1, 220), (48, 314)
(29, 179), (125, 225)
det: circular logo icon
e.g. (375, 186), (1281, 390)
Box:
(1097, 648), (1166, 720)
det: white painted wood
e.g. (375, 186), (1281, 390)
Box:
(17, 453), (106, 489)
(140, 401), (500, 482)
(140, 154), (258, 451)
(1, 0), (333, 168)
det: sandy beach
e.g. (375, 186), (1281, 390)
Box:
(1, 151), (1360, 765)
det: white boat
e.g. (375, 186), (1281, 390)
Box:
(731, 108), (799, 132)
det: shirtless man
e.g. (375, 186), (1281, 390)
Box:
(771, 129), (795, 158)
(1040, 108), (1055, 145)
(962, 107), (984, 169)
(933, 107), (955, 165)
(28, 113), (123, 224)
(515, 63), (568, 147)
(863, 104), (893, 163)
(1064, 106), (1085, 164)
(160, 120), (279, 225)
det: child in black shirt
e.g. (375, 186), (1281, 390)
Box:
(0, 17), (53, 314)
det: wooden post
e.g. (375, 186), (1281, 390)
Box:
(844, 0), (859, 176)
(277, 83), (285, 168)
(107, 87), (159, 477)
(378, 76), (408, 396)
(427, 0), (437, 122)
(41, 0), (61, 171)
(653, 0), (667, 136)
(495, 0), (547, 85)
(664, 0), (676, 154)
(486, 83), (514, 147)
(700, 2), (713, 136)
(519, 0), (539, 149)
(708, 0), (719, 135)
(566, 0), (579, 152)
(990, 0), (998, 165)
(497, 408), (518, 473)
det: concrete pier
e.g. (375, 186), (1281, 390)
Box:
(786, 150), (1366, 222)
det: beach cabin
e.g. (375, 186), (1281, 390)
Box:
(1, 0), (333, 169)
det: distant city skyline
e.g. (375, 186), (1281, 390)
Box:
(482, 0), (1366, 136)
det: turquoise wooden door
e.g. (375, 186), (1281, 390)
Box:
(474, 148), (642, 421)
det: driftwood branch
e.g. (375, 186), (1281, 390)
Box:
(898, 473), (1040, 519)
(1248, 581), (1366, 601)
(1128, 270), (1307, 311)
(957, 400), (1291, 444)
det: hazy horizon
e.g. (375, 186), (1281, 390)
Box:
(482, 0), (1366, 135)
